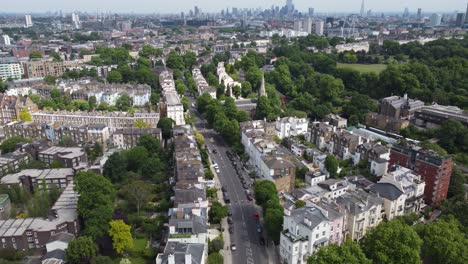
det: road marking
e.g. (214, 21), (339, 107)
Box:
(247, 257), (254, 264)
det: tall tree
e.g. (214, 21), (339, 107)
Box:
(65, 236), (97, 264)
(415, 216), (468, 264)
(362, 220), (422, 264)
(115, 94), (132, 111)
(325, 155), (339, 178)
(75, 171), (115, 239)
(109, 220), (134, 255)
(308, 240), (372, 264)
(19, 108), (32, 121)
(126, 180), (152, 215)
(103, 152), (128, 184)
(107, 70), (122, 83)
(157, 117), (175, 140)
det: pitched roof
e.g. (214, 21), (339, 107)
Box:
(370, 183), (404, 201)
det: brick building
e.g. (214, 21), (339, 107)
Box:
(389, 144), (452, 207)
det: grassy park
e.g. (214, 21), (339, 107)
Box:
(337, 63), (387, 74)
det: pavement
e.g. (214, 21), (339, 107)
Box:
(188, 96), (278, 264)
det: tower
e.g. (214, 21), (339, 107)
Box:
(25, 15), (33, 28)
(259, 73), (266, 97)
(360, 0), (365, 17)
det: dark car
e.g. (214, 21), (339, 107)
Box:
(226, 150), (232, 157)
(212, 149), (217, 154)
(224, 196), (230, 204)
(242, 183), (248, 189)
(229, 226), (234, 234)
(257, 223), (263, 233)
(227, 217), (233, 224)
(221, 186), (227, 192)
(247, 194), (253, 201)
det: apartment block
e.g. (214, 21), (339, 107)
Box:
(0, 184), (79, 251)
(0, 152), (30, 177)
(389, 143), (452, 207)
(0, 57), (23, 81)
(0, 168), (75, 191)
(112, 127), (162, 149)
(0, 94), (39, 125)
(22, 61), (64, 79)
(37, 147), (87, 168)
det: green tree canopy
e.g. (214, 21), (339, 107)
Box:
(325, 155), (339, 178)
(157, 117), (175, 140)
(103, 152), (128, 184)
(107, 70), (123, 83)
(75, 171), (115, 239)
(115, 94), (132, 111)
(0, 136), (31, 153)
(209, 201), (228, 224)
(308, 240), (372, 264)
(65, 236), (97, 264)
(362, 220), (422, 264)
(29, 50), (43, 59)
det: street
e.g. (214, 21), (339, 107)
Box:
(188, 96), (272, 264)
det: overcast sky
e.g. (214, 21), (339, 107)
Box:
(2, 0), (466, 14)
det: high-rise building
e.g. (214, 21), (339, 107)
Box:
(456, 13), (466, 27)
(417, 8), (422, 20)
(71, 13), (80, 29)
(465, 2), (468, 24)
(389, 144), (453, 208)
(314, 20), (324, 36)
(360, 0), (365, 17)
(303, 18), (312, 34)
(24, 15), (33, 28)
(429, 13), (442, 27)
(308, 8), (314, 17)
(286, 0), (294, 14)
(0, 35), (11, 46)
(403, 7), (409, 18)
(194, 6), (200, 17)
(293, 20), (302, 31)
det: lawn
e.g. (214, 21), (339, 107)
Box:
(337, 63), (387, 74)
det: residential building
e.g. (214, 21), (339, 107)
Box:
(379, 166), (426, 213)
(23, 61), (64, 79)
(0, 194), (11, 220)
(378, 94), (424, 120)
(330, 130), (363, 160)
(0, 94), (39, 125)
(112, 127), (162, 149)
(168, 207), (208, 244)
(314, 200), (344, 245)
(0, 183), (79, 251)
(3, 121), (42, 140)
(325, 114), (347, 128)
(42, 233), (75, 264)
(369, 183), (406, 220)
(296, 179), (349, 203)
(0, 57), (23, 81)
(159, 71), (185, 126)
(261, 155), (296, 193)
(335, 189), (384, 240)
(155, 241), (207, 264)
(280, 206), (330, 264)
(192, 68), (216, 99)
(0, 168), (75, 191)
(275, 117), (308, 139)
(0, 151), (30, 177)
(37, 147), (87, 168)
(0, 35), (11, 46)
(306, 122), (335, 150)
(353, 142), (390, 176)
(389, 143), (452, 207)
(32, 111), (159, 131)
(25, 15), (33, 27)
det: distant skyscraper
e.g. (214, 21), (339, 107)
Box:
(456, 13), (465, 27)
(286, 0), (294, 14)
(417, 8), (422, 20)
(429, 13), (442, 27)
(293, 20), (302, 31)
(308, 8), (314, 17)
(303, 18), (312, 34)
(194, 6), (200, 18)
(314, 20), (324, 36)
(360, 0), (365, 17)
(24, 15), (33, 28)
(403, 7), (409, 18)
(465, 3), (468, 23)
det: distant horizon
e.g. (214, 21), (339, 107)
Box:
(1, 0), (466, 14)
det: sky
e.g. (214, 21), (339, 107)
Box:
(1, 0), (466, 14)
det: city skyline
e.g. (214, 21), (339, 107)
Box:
(1, 0), (466, 14)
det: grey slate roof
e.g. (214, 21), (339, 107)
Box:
(370, 183), (404, 201)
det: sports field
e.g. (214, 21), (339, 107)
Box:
(337, 63), (387, 74)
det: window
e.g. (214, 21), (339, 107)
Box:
(316, 234), (319, 238)
(322, 231), (325, 236)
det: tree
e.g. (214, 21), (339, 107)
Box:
(137, 134), (161, 155)
(44, 75), (57, 85)
(295, 200), (306, 208)
(362, 220), (422, 264)
(107, 70), (123, 83)
(183, 51), (197, 70)
(166, 51), (184, 70)
(325, 155), (339, 178)
(91, 256), (114, 264)
(308, 240), (372, 264)
(207, 252), (223, 264)
(115, 94), (132, 111)
(65, 236), (97, 264)
(75, 171), (115, 239)
(109, 220), (134, 255)
(125, 146), (148, 172)
(264, 207), (283, 244)
(319, 75), (344, 103)
(0, 136), (31, 153)
(0, 79), (8, 93)
(50, 52), (62, 62)
(29, 50), (43, 59)
(126, 180), (152, 215)
(256, 96), (274, 120)
(134, 119), (151, 128)
(437, 120), (468, 154)
(175, 79), (186, 95)
(103, 152), (128, 184)
(208, 236), (224, 253)
(254, 180), (278, 207)
(415, 216), (468, 264)
(157, 117), (175, 140)
(241, 81), (252, 97)
(209, 201), (228, 224)
(19, 108), (32, 122)
(88, 95), (97, 109)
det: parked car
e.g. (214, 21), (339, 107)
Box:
(228, 217), (233, 224)
(242, 183), (248, 189)
(231, 244), (237, 251)
(221, 186), (227, 192)
(247, 194), (253, 201)
(259, 237), (265, 245)
(253, 212), (259, 220)
(229, 227), (234, 234)
(212, 149), (217, 154)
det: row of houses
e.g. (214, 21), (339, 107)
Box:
(156, 125), (209, 264)
(192, 67), (216, 99)
(158, 70), (185, 126)
(3, 121), (162, 151)
(279, 164), (427, 264)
